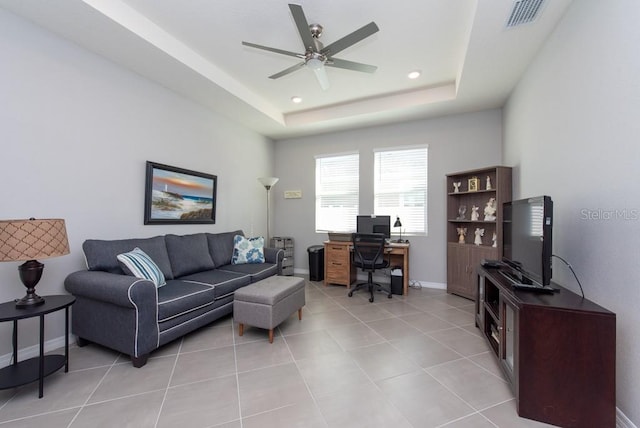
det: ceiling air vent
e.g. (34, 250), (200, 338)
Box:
(506, 0), (546, 28)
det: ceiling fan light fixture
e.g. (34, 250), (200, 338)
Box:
(408, 70), (421, 79)
(307, 57), (324, 70)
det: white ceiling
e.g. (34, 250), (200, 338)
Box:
(0, 0), (573, 140)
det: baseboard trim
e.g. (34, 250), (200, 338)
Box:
(0, 335), (75, 368)
(413, 281), (446, 290)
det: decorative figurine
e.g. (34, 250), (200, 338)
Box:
(484, 198), (497, 221)
(474, 228), (485, 246)
(456, 205), (467, 220)
(453, 182), (461, 193)
(457, 227), (467, 244)
(471, 205), (479, 221)
(492, 232), (497, 247)
(486, 176), (492, 190)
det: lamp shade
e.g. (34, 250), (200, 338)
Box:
(258, 177), (279, 188)
(393, 217), (402, 228)
(0, 218), (70, 262)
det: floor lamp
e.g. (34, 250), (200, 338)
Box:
(258, 177), (279, 242)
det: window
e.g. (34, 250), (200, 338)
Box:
(374, 146), (428, 235)
(315, 153), (359, 232)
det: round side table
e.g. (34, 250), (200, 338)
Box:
(0, 295), (75, 398)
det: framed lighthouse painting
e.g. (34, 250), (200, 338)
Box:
(144, 161), (217, 225)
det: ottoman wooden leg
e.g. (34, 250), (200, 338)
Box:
(298, 308), (302, 320)
(268, 329), (274, 343)
(239, 323), (244, 336)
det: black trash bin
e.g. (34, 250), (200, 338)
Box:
(390, 267), (403, 295)
(307, 245), (324, 281)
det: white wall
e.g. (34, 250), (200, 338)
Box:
(0, 10), (275, 356)
(273, 110), (502, 285)
(503, 0), (640, 424)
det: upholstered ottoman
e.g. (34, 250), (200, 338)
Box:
(234, 276), (305, 343)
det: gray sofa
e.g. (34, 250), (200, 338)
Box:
(64, 230), (283, 367)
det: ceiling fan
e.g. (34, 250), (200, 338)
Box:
(242, 3), (379, 91)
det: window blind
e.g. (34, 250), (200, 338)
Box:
(315, 153), (359, 232)
(374, 146), (428, 235)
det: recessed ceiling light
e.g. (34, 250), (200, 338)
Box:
(408, 70), (421, 79)
(291, 96), (302, 104)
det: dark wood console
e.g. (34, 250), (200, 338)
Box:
(476, 266), (616, 427)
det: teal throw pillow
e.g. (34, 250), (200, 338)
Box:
(117, 247), (167, 287)
(231, 235), (265, 265)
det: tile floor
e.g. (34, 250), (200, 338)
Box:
(0, 277), (555, 427)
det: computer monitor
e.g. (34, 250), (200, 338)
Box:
(356, 215), (391, 240)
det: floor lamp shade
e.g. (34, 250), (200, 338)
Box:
(258, 177), (279, 189)
(0, 218), (70, 308)
(258, 177), (279, 241)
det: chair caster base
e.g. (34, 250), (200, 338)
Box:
(369, 297), (374, 303)
(348, 291), (353, 297)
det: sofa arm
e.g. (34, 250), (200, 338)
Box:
(64, 270), (159, 365)
(65, 270), (157, 308)
(264, 247), (285, 273)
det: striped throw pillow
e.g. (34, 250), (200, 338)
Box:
(117, 247), (166, 287)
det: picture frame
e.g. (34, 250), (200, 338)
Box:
(468, 176), (479, 192)
(144, 161), (217, 225)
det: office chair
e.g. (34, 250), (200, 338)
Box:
(349, 233), (392, 303)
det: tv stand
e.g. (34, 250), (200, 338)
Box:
(476, 266), (616, 427)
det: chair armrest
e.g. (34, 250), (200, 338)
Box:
(65, 270), (157, 308)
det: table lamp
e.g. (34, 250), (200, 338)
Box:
(0, 218), (70, 308)
(394, 216), (403, 243)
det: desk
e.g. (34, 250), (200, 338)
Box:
(323, 240), (410, 295)
(0, 295), (75, 398)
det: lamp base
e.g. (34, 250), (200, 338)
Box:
(15, 293), (45, 308)
(16, 260), (46, 309)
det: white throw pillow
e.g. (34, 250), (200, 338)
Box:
(117, 247), (166, 287)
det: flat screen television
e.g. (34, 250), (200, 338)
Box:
(356, 215), (391, 240)
(502, 196), (553, 287)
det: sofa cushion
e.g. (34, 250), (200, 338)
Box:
(232, 235), (265, 264)
(83, 236), (174, 280)
(179, 269), (251, 299)
(157, 279), (216, 322)
(165, 233), (215, 277)
(117, 247), (166, 287)
(206, 230), (243, 267)
(219, 262), (279, 283)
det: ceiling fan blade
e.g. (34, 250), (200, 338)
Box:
(326, 58), (377, 73)
(269, 62), (306, 79)
(242, 41), (303, 59)
(312, 66), (330, 91)
(289, 4), (316, 51)
(321, 22), (379, 57)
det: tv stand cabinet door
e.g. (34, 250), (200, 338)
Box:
(500, 295), (518, 388)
